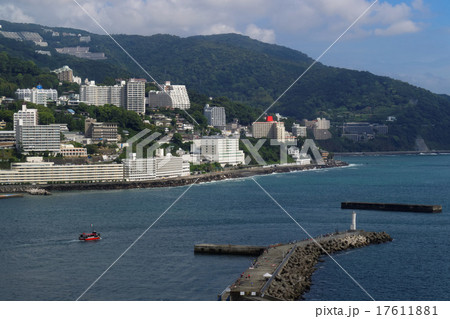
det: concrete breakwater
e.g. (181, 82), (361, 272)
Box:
(194, 244), (266, 256)
(26, 188), (52, 195)
(341, 201), (442, 213)
(265, 231), (392, 301)
(217, 231), (391, 301)
(0, 161), (347, 194)
(0, 186), (51, 195)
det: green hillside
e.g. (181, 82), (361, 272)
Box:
(2, 20), (450, 150)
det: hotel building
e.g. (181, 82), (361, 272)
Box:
(123, 153), (190, 181)
(148, 81), (190, 110)
(0, 157), (123, 184)
(191, 136), (245, 166)
(16, 88), (58, 107)
(252, 117), (286, 142)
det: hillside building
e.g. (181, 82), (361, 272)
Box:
(252, 116), (286, 142)
(203, 104), (226, 129)
(341, 122), (388, 142)
(80, 81), (125, 108)
(60, 144), (88, 157)
(190, 136), (245, 166)
(84, 118), (118, 143)
(53, 65), (73, 83)
(16, 121), (61, 154)
(126, 78), (146, 114)
(148, 81), (190, 110)
(16, 87), (58, 107)
(13, 105), (38, 131)
(292, 124), (307, 137)
(0, 131), (15, 149)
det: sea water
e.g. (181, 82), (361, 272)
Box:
(0, 154), (449, 300)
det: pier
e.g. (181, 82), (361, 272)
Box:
(202, 231), (392, 301)
(194, 244), (266, 256)
(341, 202), (442, 213)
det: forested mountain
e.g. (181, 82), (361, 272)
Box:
(1, 19), (450, 150)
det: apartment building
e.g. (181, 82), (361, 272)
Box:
(148, 81), (190, 110)
(126, 78), (146, 114)
(204, 104), (226, 129)
(13, 105), (38, 131)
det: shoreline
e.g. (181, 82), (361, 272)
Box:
(0, 161), (348, 194)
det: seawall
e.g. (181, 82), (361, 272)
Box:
(218, 231), (392, 301)
(264, 231), (392, 301)
(194, 244), (266, 256)
(0, 161), (347, 193)
(342, 202), (442, 213)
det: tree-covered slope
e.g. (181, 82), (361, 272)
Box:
(2, 20), (450, 150)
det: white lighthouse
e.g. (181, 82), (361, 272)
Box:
(350, 211), (357, 231)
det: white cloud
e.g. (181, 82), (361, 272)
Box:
(203, 23), (239, 35)
(0, 4), (35, 23)
(271, 0), (422, 39)
(245, 24), (275, 43)
(374, 20), (420, 36)
(0, 0), (424, 41)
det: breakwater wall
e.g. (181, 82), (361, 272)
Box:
(264, 231), (392, 301)
(0, 186), (51, 195)
(0, 161), (347, 194)
(194, 244), (266, 256)
(342, 202), (442, 213)
(220, 231), (391, 301)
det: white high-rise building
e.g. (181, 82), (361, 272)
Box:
(16, 88), (58, 107)
(0, 157), (123, 184)
(148, 81), (190, 110)
(80, 81), (125, 108)
(126, 78), (146, 114)
(13, 105), (38, 131)
(123, 153), (190, 181)
(16, 121), (60, 154)
(204, 104), (226, 129)
(191, 136), (245, 166)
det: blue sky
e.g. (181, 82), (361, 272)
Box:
(1, 0), (449, 94)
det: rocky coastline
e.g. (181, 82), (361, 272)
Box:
(0, 161), (348, 194)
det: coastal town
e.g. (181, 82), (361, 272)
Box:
(2, 2), (450, 314)
(0, 63), (343, 187)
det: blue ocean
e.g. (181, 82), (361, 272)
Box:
(1, 154), (449, 301)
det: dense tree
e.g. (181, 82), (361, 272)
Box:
(3, 20), (450, 151)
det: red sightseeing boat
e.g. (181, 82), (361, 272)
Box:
(79, 231), (101, 241)
(79, 225), (101, 241)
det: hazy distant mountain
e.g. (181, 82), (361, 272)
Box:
(1, 19), (450, 150)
